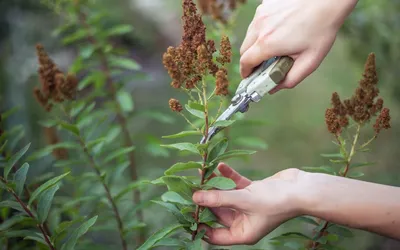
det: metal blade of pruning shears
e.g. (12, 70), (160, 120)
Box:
(200, 56), (294, 144)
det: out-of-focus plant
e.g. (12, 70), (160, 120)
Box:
(0, 108), (97, 250)
(268, 53), (391, 250)
(138, 1), (256, 249)
(342, 0), (400, 100)
(34, 0), (175, 247)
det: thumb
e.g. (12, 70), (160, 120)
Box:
(192, 189), (250, 211)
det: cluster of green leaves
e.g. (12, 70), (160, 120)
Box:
(0, 108), (97, 250)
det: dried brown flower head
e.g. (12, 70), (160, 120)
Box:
(34, 44), (78, 111)
(217, 35), (232, 65)
(373, 108), (391, 134)
(44, 127), (68, 160)
(324, 53), (391, 136)
(215, 68), (229, 96)
(169, 98), (183, 112)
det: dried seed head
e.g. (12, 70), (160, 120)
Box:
(197, 0), (247, 24)
(217, 35), (232, 65)
(34, 44), (78, 111)
(169, 98), (183, 112)
(325, 108), (341, 135)
(215, 67), (229, 96)
(373, 108), (391, 134)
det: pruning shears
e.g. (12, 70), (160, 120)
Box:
(200, 56), (294, 144)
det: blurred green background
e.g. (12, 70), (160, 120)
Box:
(0, 0), (399, 249)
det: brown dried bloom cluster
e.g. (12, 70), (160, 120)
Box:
(197, 0), (247, 24)
(216, 68), (229, 96)
(163, 0), (232, 96)
(325, 53), (391, 135)
(169, 98), (183, 112)
(44, 127), (68, 160)
(33, 44), (78, 111)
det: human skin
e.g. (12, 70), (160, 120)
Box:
(239, 0), (359, 93)
(192, 163), (400, 245)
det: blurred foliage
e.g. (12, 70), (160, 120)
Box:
(342, 0), (400, 100)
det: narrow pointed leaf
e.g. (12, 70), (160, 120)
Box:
(207, 138), (228, 163)
(103, 146), (135, 163)
(161, 176), (194, 202)
(0, 216), (35, 230)
(59, 122), (80, 136)
(4, 143), (30, 180)
(161, 191), (193, 205)
(14, 163), (29, 196)
(116, 90), (134, 113)
(37, 185), (59, 223)
(199, 208), (216, 223)
(161, 143), (199, 154)
(61, 215), (98, 250)
(29, 172), (70, 206)
(137, 224), (183, 250)
(204, 177), (236, 190)
(185, 104), (204, 119)
(211, 150), (256, 163)
(164, 162), (202, 175)
(162, 131), (201, 139)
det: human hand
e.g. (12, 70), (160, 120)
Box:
(192, 163), (306, 245)
(240, 0), (358, 93)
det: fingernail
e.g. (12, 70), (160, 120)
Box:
(193, 191), (206, 204)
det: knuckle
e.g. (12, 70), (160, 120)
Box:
(210, 191), (223, 207)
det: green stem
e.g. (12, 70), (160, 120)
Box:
(310, 124), (361, 249)
(0, 178), (55, 250)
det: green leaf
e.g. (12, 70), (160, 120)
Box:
(151, 201), (187, 224)
(204, 162), (218, 180)
(27, 142), (78, 161)
(153, 238), (186, 248)
(137, 224), (183, 250)
(105, 24), (134, 36)
(321, 153), (344, 159)
(188, 102), (205, 112)
(161, 176), (194, 202)
(4, 143), (30, 180)
(1, 107), (19, 120)
(70, 102), (86, 117)
(162, 131), (201, 139)
(329, 159), (347, 164)
(14, 163), (29, 196)
(233, 137), (268, 150)
(37, 184), (59, 223)
(283, 241), (305, 250)
(161, 191), (193, 205)
(116, 90), (134, 113)
(347, 171), (365, 178)
(301, 166), (336, 174)
(161, 143), (199, 155)
(0, 216), (35, 230)
(62, 29), (87, 45)
(207, 137), (228, 163)
(350, 162), (375, 169)
(204, 177), (236, 190)
(109, 56), (141, 71)
(0, 200), (26, 213)
(38, 119), (58, 128)
(78, 71), (106, 90)
(114, 180), (149, 201)
(29, 172), (70, 206)
(164, 162), (202, 175)
(103, 146), (135, 163)
(185, 104), (204, 119)
(61, 215), (98, 250)
(327, 225), (354, 237)
(59, 121), (80, 136)
(269, 232), (312, 241)
(295, 216), (319, 226)
(211, 150), (256, 163)
(199, 208), (216, 223)
(24, 233), (47, 246)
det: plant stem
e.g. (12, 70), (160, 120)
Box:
(0, 178), (55, 250)
(310, 124), (361, 249)
(77, 10), (145, 244)
(192, 80), (210, 241)
(79, 139), (128, 250)
(179, 113), (201, 133)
